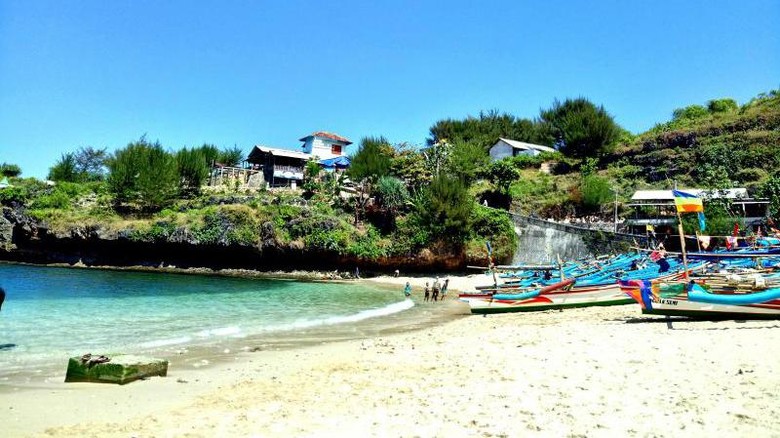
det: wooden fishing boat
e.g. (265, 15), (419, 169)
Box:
(461, 256), (705, 313)
(620, 279), (780, 319)
(462, 278), (576, 314)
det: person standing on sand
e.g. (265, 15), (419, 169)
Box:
(432, 277), (440, 302)
(440, 278), (449, 300)
(403, 282), (412, 298)
(424, 282), (430, 302)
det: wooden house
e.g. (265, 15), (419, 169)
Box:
(245, 131), (352, 188)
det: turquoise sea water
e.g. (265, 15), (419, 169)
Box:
(0, 263), (459, 388)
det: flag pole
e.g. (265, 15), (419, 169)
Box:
(676, 210), (690, 279)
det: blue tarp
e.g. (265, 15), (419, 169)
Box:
(319, 156), (351, 168)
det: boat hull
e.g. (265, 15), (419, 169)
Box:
(464, 283), (631, 314)
(620, 280), (780, 319)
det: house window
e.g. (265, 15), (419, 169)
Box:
(331, 144), (342, 155)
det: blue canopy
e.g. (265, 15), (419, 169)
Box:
(319, 156), (351, 168)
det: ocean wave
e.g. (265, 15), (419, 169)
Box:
(263, 299), (415, 332)
(195, 326), (242, 338)
(140, 336), (193, 348)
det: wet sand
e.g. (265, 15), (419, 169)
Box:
(3, 275), (780, 437)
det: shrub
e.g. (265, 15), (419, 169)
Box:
(580, 175), (612, 210)
(107, 138), (179, 211)
(0, 163), (22, 178)
(0, 186), (26, 206)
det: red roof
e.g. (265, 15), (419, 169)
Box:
(299, 131), (352, 145)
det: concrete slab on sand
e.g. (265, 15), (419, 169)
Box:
(65, 354), (168, 385)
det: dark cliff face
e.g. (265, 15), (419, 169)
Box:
(0, 207), (468, 273)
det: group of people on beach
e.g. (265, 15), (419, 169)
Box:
(403, 277), (450, 302)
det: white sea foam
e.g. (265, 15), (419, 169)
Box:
(140, 336), (193, 348)
(195, 326), (242, 338)
(262, 299), (414, 332)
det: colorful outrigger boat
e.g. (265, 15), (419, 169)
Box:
(461, 253), (705, 314)
(620, 277), (780, 319)
(463, 278), (576, 314)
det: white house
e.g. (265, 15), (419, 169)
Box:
(245, 131), (352, 188)
(299, 131), (352, 160)
(489, 137), (556, 161)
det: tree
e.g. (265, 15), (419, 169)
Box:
(74, 147), (108, 181)
(372, 176), (409, 231)
(175, 147), (209, 197)
(0, 163), (22, 178)
(349, 136), (392, 182)
(218, 146), (244, 167)
(48, 153), (79, 182)
(427, 110), (541, 152)
(388, 143), (431, 191)
(447, 140), (490, 184)
(348, 136), (393, 224)
(539, 97), (621, 158)
(197, 144), (220, 166)
(107, 138), (179, 211)
(417, 174), (473, 243)
(302, 159), (322, 196)
(48, 147), (107, 182)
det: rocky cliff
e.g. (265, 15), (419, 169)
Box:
(0, 207), (469, 274)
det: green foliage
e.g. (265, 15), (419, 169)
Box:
(447, 140), (490, 183)
(374, 176), (409, 213)
(0, 186), (26, 205)
(346, 226), (388, 259)
(539, 97), (621, 158)
(0, 162), (22, 177)
(417, 174), (473, 243)
(191, 205), (259, 246)
(302, 160), (322, 195)
(349, 136), (392, 182)
(175, 147), (209, 197)
(74, 147), (108, 181)
(483, 160), (520, 194)
(388, 144), (431, 191)
(427, 109), (543, 151)
(218, 146), (244, 167)
(580, 175), (612, 210)
(508, 151), (563, 170)
(48, 153), (79, 182)
(48, 147), (108, 182)
(672, 104), (709, 121)
(196, 144), (220, 166)
(107, 138), (179, 211)
(391, 214), (432, 254)
(760, 175), (780, 218)
(707, 98), (738, 114)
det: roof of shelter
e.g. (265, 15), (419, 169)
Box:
(298, 131), (352, 145)
(248, 145), (311, 161)
(630, 188), (749, 201)
(495, 137), (556, 153)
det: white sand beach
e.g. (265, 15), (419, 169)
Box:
(3, 275), (780, 437)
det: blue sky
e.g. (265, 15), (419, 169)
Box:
(1, 0), (778, 178)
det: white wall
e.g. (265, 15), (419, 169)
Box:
(489, 141), (514, 161)
(307, 138), (346, 160)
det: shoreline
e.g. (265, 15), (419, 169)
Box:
(0, 272), (473, 393)
(3, 303), (780, 436)
(0, 259), (490, 286)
